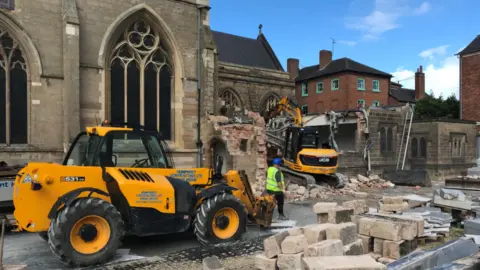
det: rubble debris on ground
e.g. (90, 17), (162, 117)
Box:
(203, 255), (224, 270)
(285, 174), (394, 202)
(433, 188), (480, 211)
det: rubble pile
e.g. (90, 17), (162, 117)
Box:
(284, 174), (395, 202)
(255, 201), (387, 270)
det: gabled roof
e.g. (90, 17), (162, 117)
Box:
(296, 57), (392, 82)
(457, 35), (480, 56)
(212, 31), (284, 71)
(389, 86), (416, 103)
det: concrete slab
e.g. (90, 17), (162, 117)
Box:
(433, 194), (475, 210)
(254, 254), (277, 270)
(344, 239), (364, 255)
(465, 219), (480, 235)
(278, 253), (304, 270)
(305, 239), (344, 257)
(326, 222), (357, 245)
(303, 255), (387, 270)
(281, 235), (308, 254)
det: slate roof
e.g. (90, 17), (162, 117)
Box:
(457, 35), (480, 56)
(389, 87), (416, 103)
(212, 31), (284, 71)
(296, 58), (392, 82)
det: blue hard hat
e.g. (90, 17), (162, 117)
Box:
(273, 158), (282, 165)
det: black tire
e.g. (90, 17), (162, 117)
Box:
(38, 231), (49, 241)
(194, 193), (247, 245)
(334, 173), (346, 189)
(47, 198), (125, 267)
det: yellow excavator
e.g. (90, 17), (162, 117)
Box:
(13, 121), (276, 267)
(266, 97), (346, 188)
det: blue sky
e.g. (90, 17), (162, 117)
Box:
(210, 0), (480, 98)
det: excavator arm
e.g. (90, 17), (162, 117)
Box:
(271, 97), (303, 127)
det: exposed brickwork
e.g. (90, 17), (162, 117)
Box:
(296, 73), (390, 113)
(460, 53), (480, 121)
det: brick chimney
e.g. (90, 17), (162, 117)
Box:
(319, 50), (332, 69)
(415, 65), (425, 100)
(287, 58), (299, 79)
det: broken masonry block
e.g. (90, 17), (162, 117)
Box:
(202, 255), (224, 270)
(302, 255), (387, 270)
(326, 222), (357, 245)
(287, 227), (305, 236)
(254, 254), (277, 270)
(358, 234), (374, 254)
(263, 231), (289, 258)
(382, 196), (405, 204)
(378, 202), (409, 213)
(304, 223), (334, 244)
(361, 213), (425, 237)
(344, 239), (365, 255)
(277, 252), (304, 270)
(281, 235), (308, 254)
(342, 199), (369, 215)
(383, 239), (418, 260)
(312, 202), (338, 214)
(354, 192), (368, 198)
(305, 239), (344, 257)
(374, 238), (385, 255)
(358, 217), (402, 241)
(328, 206), (354, 224)
(317, 213), (329, 224)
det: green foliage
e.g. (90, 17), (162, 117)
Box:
(413, 91), (459, 119)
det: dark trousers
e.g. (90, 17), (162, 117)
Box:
(267, 190), (284, 215)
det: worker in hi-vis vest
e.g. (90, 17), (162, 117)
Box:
(266, 158), (287, 220)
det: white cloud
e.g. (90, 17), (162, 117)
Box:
(391, 56), (459, 98)
(338, 40), (357, 46)
(419, 45), (449, 60)
(345, 0), (432, 40)
(413, 2), (431, 15)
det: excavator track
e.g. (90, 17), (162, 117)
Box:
(279, 166), (346, 189)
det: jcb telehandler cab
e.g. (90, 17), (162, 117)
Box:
(13, 122), (275, 267)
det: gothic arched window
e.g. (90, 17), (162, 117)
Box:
(219, 89), (241, 108)
(109, 21), (172, 140)
(0, 30), (27, 144)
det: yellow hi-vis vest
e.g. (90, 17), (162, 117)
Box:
(266, 166), (284, 192)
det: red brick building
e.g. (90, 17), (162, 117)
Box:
(287, 50), (425, 114)
(458, 35), (480, 121)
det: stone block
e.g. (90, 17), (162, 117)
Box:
(362, 213), (425, 237)
(254, 254), (277, 270)
(354, 192), (368, 198)
(281, 235), (308, 254)
(378, 202), (409, 213)
(342, 200), (369, 215)
(383, 239), (418, 260)
(304, 223), (334, 244)
(357, 174), (370, 182)
(287, 227), (305, 236)
(382, 196), (405, 204)
(305, 239), (344, 257)
(326, 222), (357, 245)
(278, 252), (304, 270)
(317, 213), (329, 224)
(202, 256), (224, 270)
(358, 234), (373, 254)
(374, 238), (385, 255)
(328, 207), (354, 224)
(313, 202), (338, 214)
(302, 255), (387, 270)
(439, 188), (466, 201)
(264, 231), (289, 258)
(357, 217), (402, 241)
(344, 239), (365, 255)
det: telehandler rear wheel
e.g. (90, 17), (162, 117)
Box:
(47, 198), (125, 267)
(194, 193), (247, 245)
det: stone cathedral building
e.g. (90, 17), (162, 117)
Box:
(0, 0), (294, 167)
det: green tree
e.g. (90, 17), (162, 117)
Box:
(413, 91), (459, 119)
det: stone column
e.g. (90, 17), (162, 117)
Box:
(62, 0), (80, 149)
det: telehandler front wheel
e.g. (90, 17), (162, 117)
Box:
(194, 193), (247, 245)
(48, 198), (125, 267)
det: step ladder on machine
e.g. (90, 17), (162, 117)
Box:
(396, 105), (414, 170)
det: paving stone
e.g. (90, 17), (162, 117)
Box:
(305, 239), (344, 257)
(383, 239), (418, 260)
(202, 256), (224, 270)
(302, 255), (387, 270)
(382, 196), (405, 204)
(342, 200), (369, 215)
(378, 202), (409, 213)
(317, 213), (329, 224)
(344, 239), (365, 255)
(304, 223), (334, 244)
(281, 235), (308, 254)
(313, 202), (338, 214)
(278, 252), (304, 270)
(254, 254), (277, 270)
(357, 217), (402, 241)
(358, 234), (373, 254)
(374, 238), (385, 255)
(328, 207), (354, 224)
(264, 231), (289, 258)
(326, 222), (357, 245)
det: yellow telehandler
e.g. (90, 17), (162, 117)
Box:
(13, 121), (275, 267)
